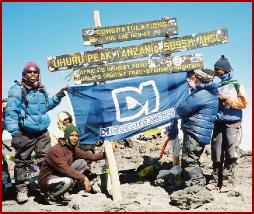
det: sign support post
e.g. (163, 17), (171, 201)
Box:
(93, 10), (122, 202)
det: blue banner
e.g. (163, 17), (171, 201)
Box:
(66, 72), (189, 144)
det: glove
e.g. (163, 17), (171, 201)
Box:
(95, 140), (104, 147)
(11, 132), (22, 149)
(83, 176), (91, 193)
(56, 86), (69, 98)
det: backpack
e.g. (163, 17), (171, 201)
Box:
(219, 80), (248, 110)
(2, 154), (13, 195)
(14, 80), (49, 110)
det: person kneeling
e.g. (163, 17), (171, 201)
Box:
(38, 124), (105, 204)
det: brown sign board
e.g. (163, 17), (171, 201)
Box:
(82, 18), (178, 45)
(73, 54), (203, 84)
(48, 28), (228, 72)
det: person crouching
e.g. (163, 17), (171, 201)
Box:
(38, 124), (106, 204)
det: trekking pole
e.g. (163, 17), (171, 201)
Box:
(2, 142), (12, 152)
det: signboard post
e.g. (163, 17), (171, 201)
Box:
(47, 28), (228, 72)
(73, 54), (203, 84)
(82, 18), (178, 45)
(93, 11), (122, 202)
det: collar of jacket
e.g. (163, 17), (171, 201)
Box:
(58, 138), (77, 150)
(220, 71), (233, 82)
(23, 82), (45, 90)
(58, 138), (67, 146)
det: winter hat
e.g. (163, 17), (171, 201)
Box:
(64, 124), (79, 144)
(194, 68), (215, 83)
(57, 111), (73, 131)
(22, 62), (41, 87)
(214, 55), (233, 73)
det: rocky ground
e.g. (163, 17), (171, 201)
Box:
(2, 133), (252, 212)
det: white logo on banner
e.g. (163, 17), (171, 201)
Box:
(112, 80), (160, 122)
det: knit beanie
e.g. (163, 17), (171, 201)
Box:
(214, 55), (233, 73)
(64, 124), (79, 143)
(22, 62), (41, 88)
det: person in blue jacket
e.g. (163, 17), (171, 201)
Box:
(5, 62), (67, 203)
(207, 55), (248, 192)
(176, 68), (219, 188)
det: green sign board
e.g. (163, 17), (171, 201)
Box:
(73, 54), (203, 84)
(48, 28), (228, 72)
(82, 18), (178, 45)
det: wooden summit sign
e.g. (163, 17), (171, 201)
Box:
(48, 28), (228, 72)
(73, 54), (203, 84)
(82, 18), (178, 45)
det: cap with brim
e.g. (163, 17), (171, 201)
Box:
(194, 69), (215, 83)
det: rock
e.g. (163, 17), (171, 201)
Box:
(124, 156), (132, 159)
(2, 135), (252, 212)
(227, 190), (242, 197)
(72, 204), (80, 210)
(205, 147), (211, 156)
(170, 185), (214, 210)
(240, 150), (252, 157)
(149, 147), (158, 152)
(154, 178), (165, 187)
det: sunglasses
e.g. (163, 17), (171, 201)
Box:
(27, 70), (39, 74)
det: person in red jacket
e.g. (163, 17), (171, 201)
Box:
(38, 124), (106, 204)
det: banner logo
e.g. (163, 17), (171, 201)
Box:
(112, 80), (160, 122)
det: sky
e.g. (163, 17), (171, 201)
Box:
(2, 2), (252, 150)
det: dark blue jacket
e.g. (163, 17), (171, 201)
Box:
(176, 84), (219, 145)
(5, 84), (62, 136)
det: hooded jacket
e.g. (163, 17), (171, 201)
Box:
(5, 62), (62, 135)
(5, 83), (62, 135)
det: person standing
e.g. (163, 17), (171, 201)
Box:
(5, 62), (67, 203)
(207, 55), (248, 192)
(176, 69), (219, 188)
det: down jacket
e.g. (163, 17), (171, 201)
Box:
(176, 84), (219, 145)
(5, 83), (61, 136)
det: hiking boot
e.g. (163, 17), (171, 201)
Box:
(62, 192), (73, 201)
(206, 183), (217, 191)
(206, 179), (218, 191)
(17, 189), (28, 203)
(89, 186), (98, 194)
(220, 180), (233, 193)
(43, 193), (69, 205)
(86, 172), (98, 181)
(223, 158), (236, 179)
